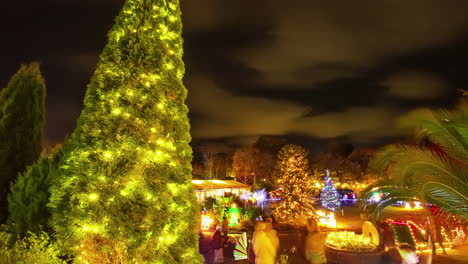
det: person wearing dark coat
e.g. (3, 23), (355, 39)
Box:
(223, 235), (236, 264)
(210, 226), (224, 263)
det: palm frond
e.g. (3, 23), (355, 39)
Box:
(370, 145), (405, 173)
(398, 108), (468, 161)
(387, 146), (467, 187)
(369, 105), (468, 220)
(422, 182), (468, 219)
(370, 196), (418, 221)
(362, 180), (394, 198)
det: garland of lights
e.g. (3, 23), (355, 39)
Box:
(385, 219), (427, 250)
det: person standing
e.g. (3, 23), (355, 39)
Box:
(304, 218), (327, 264)
(222, 216), (229, 236)
(223, 235), (236, 264)
(248, 238), (256, 264)
(265, 218), (279, 260)
(199, 230), (212, 264)
(252, 222), (276, 264)
(210, 226), (224, 264)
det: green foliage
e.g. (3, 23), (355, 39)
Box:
(242, 206), (263, 223)
(8, 152), (62, 234)
(370, 104), (468, 219)
(202, 197), (217, 210)
(48, 1), (202, 263)
(202, 195), (261, 226)
(203, 195), (244, 222)
(0, 62), (46, 223)
(0, 226), (66, 264)
(273, 144), (314, 225)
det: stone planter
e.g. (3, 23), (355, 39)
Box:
(325, 245), (381, 264)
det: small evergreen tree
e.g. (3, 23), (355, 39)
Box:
(273, 144), (315, 225)
(320, 170), (341, 211)
(8, 151), (62, 234)
(0, 63), (46, 223)
(48, 0), (202, 263)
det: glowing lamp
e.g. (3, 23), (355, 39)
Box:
(228, 204), (240, 226)
(201, 215), (214, 230)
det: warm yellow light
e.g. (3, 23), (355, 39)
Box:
(145, 194), (153, 200)
(414, 201), (423, 209)
(316, 210), (336, 228)
(326, 231), (376, 251)
(103, 151), (112, 159)
(112, 108), (122, 115)
(201, 215), (214, 230)
(89, 193), (99, 201)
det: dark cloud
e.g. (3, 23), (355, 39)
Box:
(383, 72), (446, 99)
(1, 0), (467, 146)
(187, 77), (308, 138)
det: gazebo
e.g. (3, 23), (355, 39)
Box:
(192, 179), (250, 202)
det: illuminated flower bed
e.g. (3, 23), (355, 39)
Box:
(326, 231), (377, 252)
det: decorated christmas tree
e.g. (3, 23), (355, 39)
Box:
(320, 169), (341, 211)
(273, 144), (314, 225)
(48, 0), (202, 263)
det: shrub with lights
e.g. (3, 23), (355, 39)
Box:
(200, 194), (261, 231)
(273, 144), (315, 225)
(326, 231), (376, 252)
(48, 0), (202, 263)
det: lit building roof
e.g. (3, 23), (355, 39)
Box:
(191, 179), (249, 190)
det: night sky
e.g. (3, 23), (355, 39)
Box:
(1, 0), (467, 148)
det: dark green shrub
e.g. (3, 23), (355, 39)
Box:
(202, 197), (217, 210)
(0, 63), (46, 223)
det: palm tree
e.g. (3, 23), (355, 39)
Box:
(367, 102), (468, 220)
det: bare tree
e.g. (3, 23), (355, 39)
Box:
(232, 146), (256, 185)
(199, 143), (231, 179)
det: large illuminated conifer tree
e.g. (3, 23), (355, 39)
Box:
(273, 144), (315, 225)
(48, 1), (202, 263)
